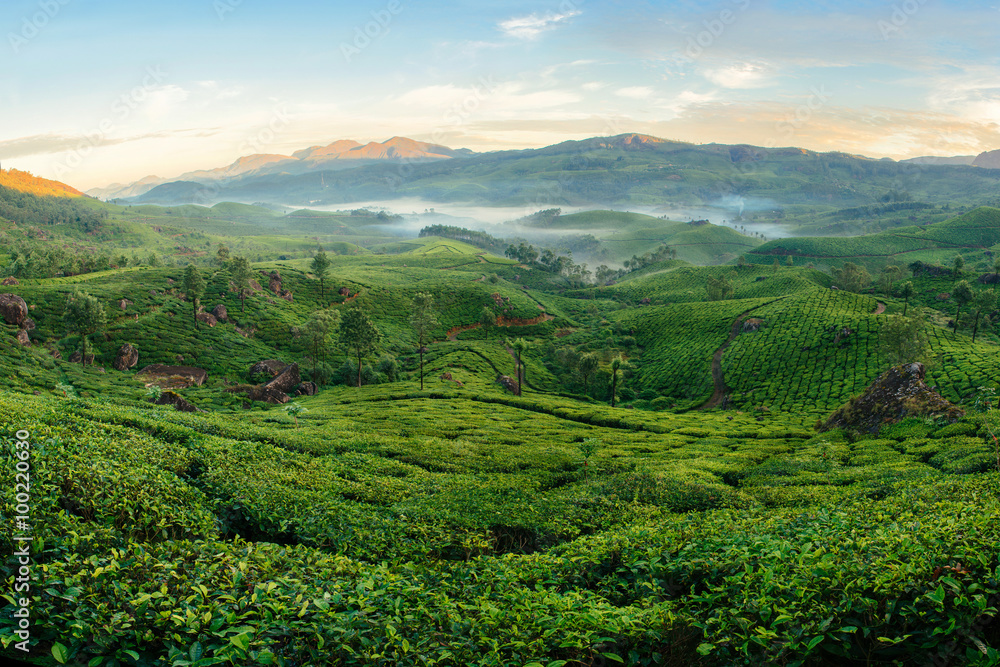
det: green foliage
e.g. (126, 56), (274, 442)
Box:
(183, 264), (205, 329)
(63, 290), (107, 366)
(310, 250), (331, 301)
(879, 314), (930, 366)
(339, 307), (383, 387)
(831, 261), (871, 292)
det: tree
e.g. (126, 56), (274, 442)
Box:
(479, 306), (495, 343)
(772, 259), (780, 273)
(610, 355), (628, 407)
(953, 254), (965, 281)
(785, 255), (794, 267)
(409, 292), (438, 390)
(578, 438), (599, 480)
(339, 308), (382, 388)
(183, 264), (205, 329)
(971, 288), (997, 344)
(63, 290), (107, 367)
(832, 262), (871, 293)
(230, 256), (252, 312)
(900, 281), (915, 317)
(879, 314), (929, 366)
(284, 402), (307, 429)
(294, 309), (341, 374)
(578, 353), (599, 394)
(706, 275), (734, 301)
(879, 265), (902, 295)
(216, 244), (230, 265)
(952, 280), (974, 337)
(506, 338), (527, 396)
(311, 251), (332, 302)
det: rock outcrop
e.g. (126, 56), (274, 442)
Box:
(0, 294), (28, 326)
(211, 304), (228, 322)
(16, 329), (30, 346)
(295, 381), (318, 396)
(819, 362), (963, 434)
(497, 375), (520, 395)
(69, 351), (95, 365)
(2, 277), (19, 286)
(137, 365), (208, 388)
(196, 311), (218, 327)
(246, 385), (290, 404)
(153, 391), (201, 412)
(113, 343), (139, 371)
(266, 363), (300, 394)
(248, 359), (287, 381)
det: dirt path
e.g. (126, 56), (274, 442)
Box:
(699, 297), (786, 411)
(873, 302), (886, 315)
(700, 313), (752, 410)
(445, 313), (554, 341)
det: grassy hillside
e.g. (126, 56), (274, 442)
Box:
(3, 187), (1000, 665)
(747, 206), (1000, 272)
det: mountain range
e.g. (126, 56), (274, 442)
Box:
(86, 136), (475, 200)
(83, 133), (1000, 212)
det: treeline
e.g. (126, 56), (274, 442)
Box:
(0, 183), (107, 231)
(832, 201), (933, 220)
(418, 225), (506, 253)
(593, 244), (675, 285)
(503, 242), (592, 284)
(5, 245), (164, 279)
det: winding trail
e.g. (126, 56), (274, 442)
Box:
(700, 311), (754, 410)
(699, 297), (788, 411)
(873, 302), (886, 315)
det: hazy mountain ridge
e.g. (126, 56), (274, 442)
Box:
(87, 136), (477, 200)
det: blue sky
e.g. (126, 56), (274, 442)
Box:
(3, 0), (1000, 189)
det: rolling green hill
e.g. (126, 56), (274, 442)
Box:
(3, 177), (1000, 664)
(747, 206), (1000, 272)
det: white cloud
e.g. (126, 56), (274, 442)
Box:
(499, 10), (581, 40)
(582, 82), (606, 91)
(143, 85), (190, 121)
(703, 62), (772, 89)
(616, 86), (654, 99)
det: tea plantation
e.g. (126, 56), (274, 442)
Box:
(2, 196), (1000, 666)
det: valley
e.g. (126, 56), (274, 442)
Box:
(2, 151), (1000, 666)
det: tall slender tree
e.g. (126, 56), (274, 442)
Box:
(579, 353), (599, 395)
(294, 309), (340, 375)
(229, 256), (252, 312)
(409, 292), (438, 390)
(479, 305), (496, 343)
(183, 264), (205, 329)
(63, 290), (107, 367)
(610, 355), (628, 407)
(311, 251), (332, 302)
(971, 288), (997, 344)
(900, 281), (915, 317)
(952, 280), (974, 337)
(340, 308), (382, 388)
